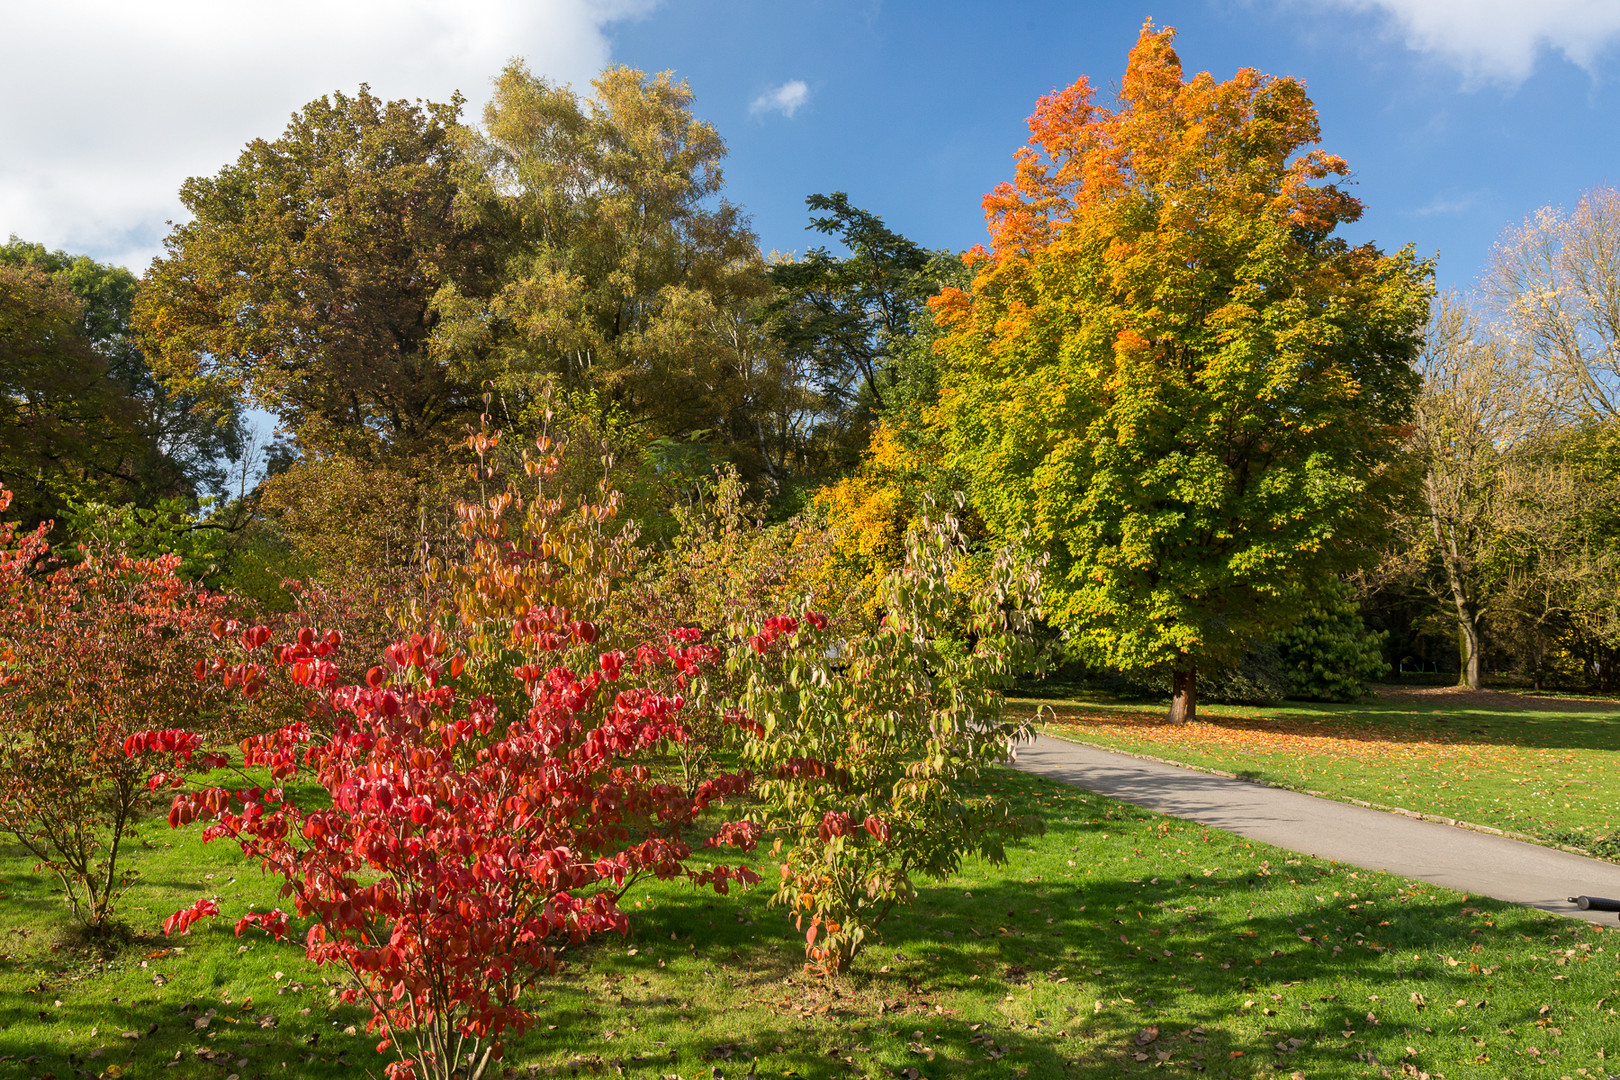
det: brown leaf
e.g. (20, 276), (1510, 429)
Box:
(1135, 1026), (1160, 1045)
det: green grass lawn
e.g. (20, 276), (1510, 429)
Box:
(6, 766), (1620, 1080)
(1015, 685), (1620, 859)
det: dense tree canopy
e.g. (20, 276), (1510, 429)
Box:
(434, 65), (774, 469)
(0, 241), (243, 525)
(0, 263), (143, 525)
(135, 87), (488, 459)
(933, 22), (1433, 721)
(32, 37), (1607, 706)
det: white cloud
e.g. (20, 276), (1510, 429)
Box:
(1409, 191), (1484, 216)
(1304, 0), (1620, 83)
(750, 79), (810, 119)
(0, 0), (657, 271)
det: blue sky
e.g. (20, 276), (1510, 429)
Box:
(3, 0), (1617, 296)
(605, 0), (1620, 294)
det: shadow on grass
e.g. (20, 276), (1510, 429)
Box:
(564, 781), (1588, 1079)
(1015, 692), (1620, 756)
(0, 773), (1598, 1080)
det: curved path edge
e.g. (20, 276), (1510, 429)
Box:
(1010, 731), (1620, 925)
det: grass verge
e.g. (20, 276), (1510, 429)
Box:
(1017, 687), (1620, 859)
(3, 766), (1618, 1079)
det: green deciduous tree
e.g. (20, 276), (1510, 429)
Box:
(1, 238), (243, 506)
(434, 64), (776, 479)
(934, 22), (1432, 723)
(0, 263), (148, 527)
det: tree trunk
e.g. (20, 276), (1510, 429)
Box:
(1455, 612), (1483, 690)
(1167, 663), (1197, 724)
(1430, 506), (1484, 691)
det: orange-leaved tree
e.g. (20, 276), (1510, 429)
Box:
(935, 21), (1432, 722)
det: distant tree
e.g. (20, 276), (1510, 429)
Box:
(135, 87), (490, 459)
(767, 193), (936, 426)
(1486, 424), (1620, 690)
(1488, 185), (1620, 424)
(933, 22), (1432, 723)
(434, 64), (775, 480)
(811, 244), (972, 611)
(1, 238), (245, 512)
(1397, 297), (1541, 689)
(0, 263), (146, 526)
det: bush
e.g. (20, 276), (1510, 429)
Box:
(0, 489), (241, 934)
(728, 508), (1048, 972)
(139, 433), (760, 1080)
(1275, 583), (1388, 701)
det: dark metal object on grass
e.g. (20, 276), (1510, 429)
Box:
(1569, 895), (1620, 914)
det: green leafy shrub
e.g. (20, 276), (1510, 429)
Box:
(1276, 584), (1388, 701)
(728, 509), (1048, 972)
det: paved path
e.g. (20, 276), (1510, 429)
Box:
(1010, 732), (1620, 925)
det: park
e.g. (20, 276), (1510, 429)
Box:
(5, 11), (1620, 1080)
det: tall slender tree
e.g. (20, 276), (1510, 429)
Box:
(1404, 297), (1541, 689)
